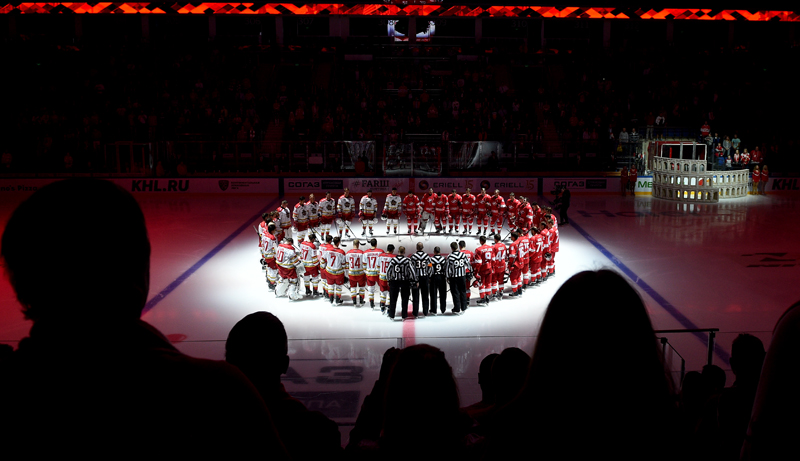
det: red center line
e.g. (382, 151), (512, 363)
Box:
(402, 301), (416, 346)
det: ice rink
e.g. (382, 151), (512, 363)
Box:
(2, 188), (799, 443)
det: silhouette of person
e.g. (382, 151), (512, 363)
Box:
(697, 334), (766, 461)
(226, 312), (342, 460)
(0, 179), (287, 459)
(346, 347), (401, 457)
(462, 353), (499, 420)
(742, 301), (800, 460)
(487, 270), (680, 460)
(381, 344), (484, 459)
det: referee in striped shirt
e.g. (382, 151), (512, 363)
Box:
(409, 242), (432, 317)
(445, 241), (468, 314)
(429, 247), (448, 315)
(387, 246), (417, 320)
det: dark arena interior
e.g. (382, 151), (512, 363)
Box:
(1, 2), (800, 458)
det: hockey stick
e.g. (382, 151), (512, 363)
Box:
(342, 219), (358, 239)
(330, 219), (348, 247)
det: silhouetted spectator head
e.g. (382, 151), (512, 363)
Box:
(477, 353), (499, 402)
(730, 333), (766, 383)
(225, 311), (289, 382)
(491, 347), (530, 407)
(378, 347), (401, 384)
(383, 344), (461, 453)
(701, 364), (727, 395)
(680, 371), (705, 404)
(742, 302), (800, 460)
(1, 179), (150, 322)
(511, 270), (676, 458)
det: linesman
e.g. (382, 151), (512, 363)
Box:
(429, 246), (448, 315)
(409, 242), (432, 317)
(445, 241), (468, 315)
(386, 246), (417, 320)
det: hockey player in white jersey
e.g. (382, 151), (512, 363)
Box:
(292, 196), (310, 241)
(319, 192), (336, 240)
(275, 237), (306, 301)
(300, 234), (321, 297)
(383, 187), (403, 235)
(337, 188), (356, 238)
(261, 222), (279, 290)
(359, 190), (378, 237)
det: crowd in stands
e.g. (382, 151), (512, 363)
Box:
(2, 178), (798, 459)
(3, 24), (797, 174)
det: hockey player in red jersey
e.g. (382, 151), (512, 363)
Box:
(475, 188), (491, 235)
(518, 229), (531, 288)
(505, 192), (521, 233)
(544, 219), (558, 276)
(529, 227), (544, 285)
(345, 240), (367, 306)
(491, 233), (507, 299)
(474, 235), (495, 304)
(533, 202), (546, 227)
(447, 189), (462, 234)
(383, 187), (403, 234)
(402, 192), (421, 234)
(489, 189), (506, 235)
(516, 197), (534, 235)
(420, 188), (437, 234)
(461, 188), (476, 234)
(433, 191), (449, 233)
(537, 222), (551, 282)
(507, 231), (523, 297)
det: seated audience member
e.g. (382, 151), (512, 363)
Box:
(346, 347), (401, 456)
(491, 347), (531, 410)
(226, 312), (343, 460)
(487, 270), (680, 460)
(679, 371), (706, 438)
(0, 179), (286, 458)
(697, 334), (766, 461)
(381, 344), (484, 460)
(462, 353), (499, 419)
(742, 302), (800, 460)
(702, 363), (727, 397)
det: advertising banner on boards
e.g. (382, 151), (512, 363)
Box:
(284, 177), (409, 194)
(414, 177), (538, 195)
(1, 178), (280, 194)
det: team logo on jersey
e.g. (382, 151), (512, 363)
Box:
(419, 180), (429, 191)
(218, 180), (229, 191)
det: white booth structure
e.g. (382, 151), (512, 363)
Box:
(652, 157), (749, 202)
(650, 142), (749, 202)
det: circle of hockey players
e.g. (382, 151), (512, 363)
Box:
(257, 188), (561, 319)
